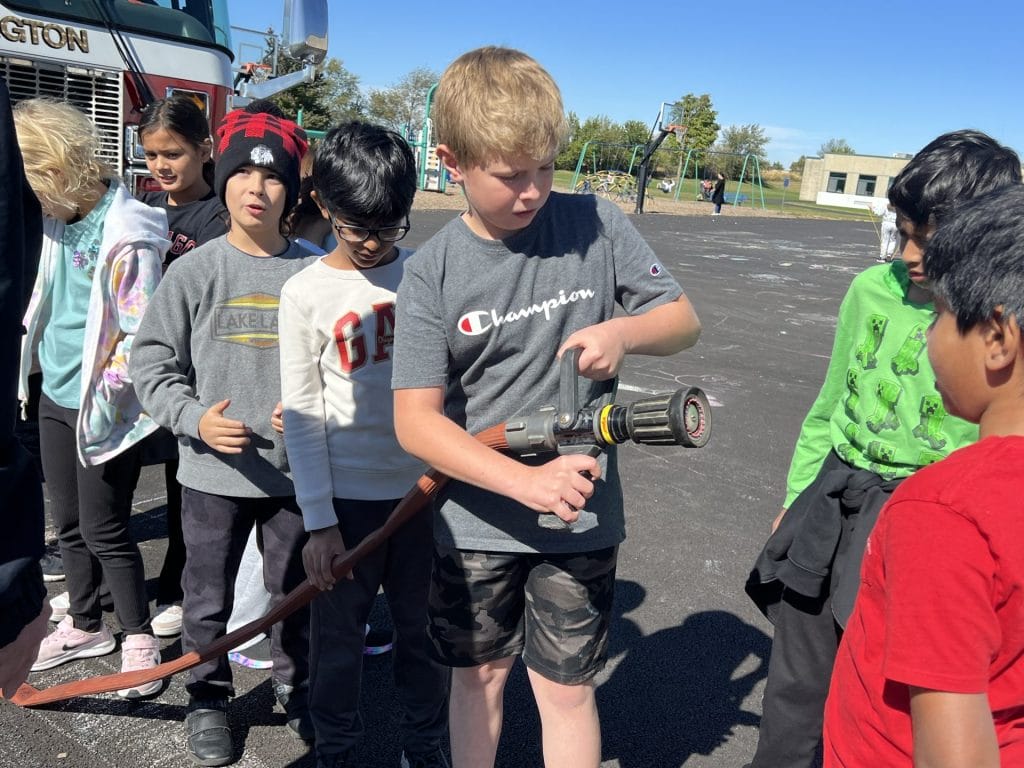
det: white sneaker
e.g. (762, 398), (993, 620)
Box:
(117, 633), (162, 699)
(31, 616), (116, 672)
(49, 591), (69, 622)
(363, 623), (393, 656)
(151, 604), (183, 637)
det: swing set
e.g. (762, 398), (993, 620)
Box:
(569, 100), (767, 212)
(569, 136), (688, 209)
(670, 149), (766, 209)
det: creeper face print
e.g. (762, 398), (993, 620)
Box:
(844, 368), (862, 419)
(837, 421), (860, 464)
(891, 324), (928, 377)
(866, 439), (896, 463)
(917, 449), (945, 466)
(913, 394), (949, 451)
(867, 378), (903, 433)
(855, 314), (889, 370)
(867, 440), (897, 477)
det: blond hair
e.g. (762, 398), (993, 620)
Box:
(13, 98), (113, 215)
(434, 46), (566, 168)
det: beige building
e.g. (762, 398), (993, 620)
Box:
(800, 153), (911, 209)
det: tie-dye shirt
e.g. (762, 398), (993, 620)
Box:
(20, 180), (170, 465)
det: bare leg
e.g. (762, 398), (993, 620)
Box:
(527, 669), (601, 768)
(450, 658), (515, 768)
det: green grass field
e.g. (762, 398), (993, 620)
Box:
(552, 169), (876, 222)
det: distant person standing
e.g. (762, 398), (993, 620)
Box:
(877, 203), (899, 262)
(712, 172), (726, 215)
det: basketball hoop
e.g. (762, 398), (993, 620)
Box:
(665, 124), (687, 144)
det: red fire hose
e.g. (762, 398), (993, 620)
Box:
(11, 424), (510, 708)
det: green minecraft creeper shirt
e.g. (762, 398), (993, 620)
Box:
(784, 261), (977, 508)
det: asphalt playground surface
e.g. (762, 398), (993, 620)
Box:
(0, 207), (880, 768)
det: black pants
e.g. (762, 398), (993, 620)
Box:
(37, 393), (149, 634)
(181, 487), (310, 699)
(140, 427), (185, 605)
(156, 458), (184, 604)
(309, 498), (448, 757)
(748, 587), (839, 768)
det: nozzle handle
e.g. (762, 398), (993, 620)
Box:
(558, 347), (581, 428)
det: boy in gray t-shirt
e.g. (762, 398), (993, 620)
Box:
(391, 47), (702, 768)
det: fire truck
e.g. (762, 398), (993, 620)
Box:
(0, 0), (327, 191)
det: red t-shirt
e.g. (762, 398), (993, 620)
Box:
(824, 436), (1024, 767)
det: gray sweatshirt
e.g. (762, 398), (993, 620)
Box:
(130, 235), (318, 497)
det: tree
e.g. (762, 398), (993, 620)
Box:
(714, 123), (769, 177)
(556, 111), (582, 169)
(669, 93), (719, 152)
(717, 123), (769, 160)
(819, 138), (855, 155)
(621, 119), (650, 148)
(557, 115), (627, 171)
(789, 155), (807, 174)
(366, 67), (440, 140)
(259, 39), (364, 131)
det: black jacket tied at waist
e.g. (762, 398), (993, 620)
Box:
(745, 451), (902, 628)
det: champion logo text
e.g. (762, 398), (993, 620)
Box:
(458, 288), (597, 336)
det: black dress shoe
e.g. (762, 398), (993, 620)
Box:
(185, 698), (233, 767)
(274, 682), (315, 742)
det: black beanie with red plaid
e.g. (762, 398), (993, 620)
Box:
(213, 105), (308, 212)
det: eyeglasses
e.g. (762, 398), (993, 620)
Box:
(329, 214), (410, 243)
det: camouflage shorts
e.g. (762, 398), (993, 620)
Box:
(428, 545), (618, 684)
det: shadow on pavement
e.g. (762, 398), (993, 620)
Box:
(599, 580), (770, 767)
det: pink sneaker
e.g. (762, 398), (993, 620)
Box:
(117, 633), (162, 699)
(31, 615), (115, 672)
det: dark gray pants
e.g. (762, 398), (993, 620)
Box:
(309, 498), (449, 758)
(748, 586), (839, 768)
(749, 470), (896, 768)
(180, 487), (309, 699)
(38, 393), (149, 635)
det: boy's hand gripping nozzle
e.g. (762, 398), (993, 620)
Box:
(503, 348), (711, 528)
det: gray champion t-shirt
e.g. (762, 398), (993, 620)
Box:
(392, 192), (684, 553)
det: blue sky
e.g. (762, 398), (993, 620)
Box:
(226, 0), (1022, 166)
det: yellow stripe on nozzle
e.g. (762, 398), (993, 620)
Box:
(598, 404), (616, 445)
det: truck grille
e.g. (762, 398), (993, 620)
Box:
(1, 58), (123, 172)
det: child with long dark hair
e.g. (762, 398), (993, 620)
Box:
(138, 95), (226, 266)
(135, 96), (229, 638)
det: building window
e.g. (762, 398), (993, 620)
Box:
(827, 172), (846, 193)
(856, 175), (877, 196)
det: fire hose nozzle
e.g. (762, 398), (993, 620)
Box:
(594, 387), (711, 449)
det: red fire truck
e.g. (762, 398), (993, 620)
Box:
(0, 0), (327, 190)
